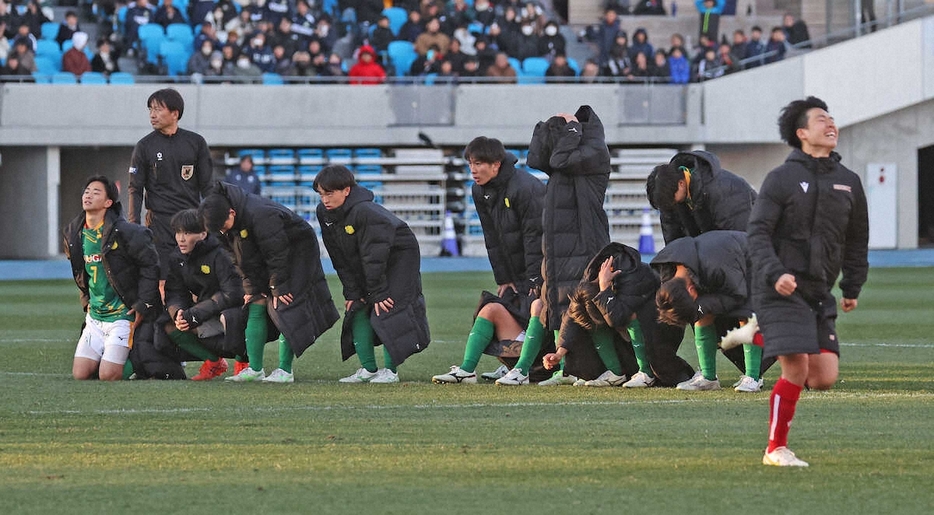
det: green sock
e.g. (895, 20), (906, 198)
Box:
(278, 334), (294, 373)
(514, 316), (544, 374)
(383, 346), (396, 373)
(555, 330), (565, 372)
(122, 359), (134, 380)
(460, 317), (495, 373)
(245, 303), (269, 372)
(351, 310), (378, 373)
(694, 324), (719, 380)
(169, 329), (218, 361)
(627, 319), (653, 377)
(592, 326), (623, 375)
(743, 343), (763, 380)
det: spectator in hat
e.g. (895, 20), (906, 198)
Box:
(62, 32), (92, 77)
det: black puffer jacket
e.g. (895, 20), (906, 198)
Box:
(647, 150), (757, 244)
(215, 182), (339, 357)
(317, 186), (430, 366)
(651, 230), (750, 319)
(527, 105), (611, 329)
(559, 243), (659, 380)
(749, 149), (869, 302)
(164, 234), (244, 327)
(63, 201), (161, 319)
(473, 153), (545, 290)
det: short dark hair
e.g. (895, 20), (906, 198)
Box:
(199, 193), (233, 233)
(778, 96), (829, 149)
(649, 163), (683, 211)
(464, 136), (507, 164)
(656, 278), (698, 326)
(85, 175), (119, 204)
(171, 208), (204, 234)
(313, 165), (356, 192)
(147, 88), (185, 120)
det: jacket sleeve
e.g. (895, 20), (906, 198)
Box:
(547, 120), (600, 174)
(525, 121), (552, 175)
(695, 259), (747, 316)
(659, 208), (687, 244)
(253, 209), (293, 297)
(517, 183), (544, 287)
(747, 171), (789, 291)
(196, 135), (215, 200)
(358, 210), (396, 302)
(187, 249), (245, 324)
(164, 260), (190, 320)
(125, 225), (161, 316)
(127, 143), (148, 224)
(64, 233), (90, 312)
(591, 289), (634, 329)
(838, 178), (870, 299)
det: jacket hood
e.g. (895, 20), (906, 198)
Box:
(650, 236), (699, 279)
(216, 181), (248, 214)
(574, 105), (606, 140)
(787, 147), (842, 174)
(318, 185), (375, 222)
(582, 242), (643, 283)
(358, 45), (377, 58)
(670, 149), (723, 178)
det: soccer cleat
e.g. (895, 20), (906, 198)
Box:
(339, 368), (378, 383)
(622, 371), (656, 388)
(572, 378), (587, 386)
(481, 364), (510, 381)
(191, 358), (229, 381)
(676, 371), (721, 391)
(537, 370), (578, 386)
(233, 360), (250, 375)
(720, 314), (759, 350)
(225, 367), (265, 382)
(262, 368), (295, 383)
(495, 368), (529, 386)
(370, 368), (400, 384)
(432, 365), (477, 384)
(763, 446), (809, 467)
(583, 370), (627, 387)
(733, 375), (763, 392)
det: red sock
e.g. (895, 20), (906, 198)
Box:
(753, 332), (764, 347)
(767, 377), (803, 453)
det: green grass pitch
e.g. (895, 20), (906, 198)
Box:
(1, 268), (932, 514)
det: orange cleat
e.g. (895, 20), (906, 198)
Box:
(233, 360), (250, 376)
(191, 358), (229, 381)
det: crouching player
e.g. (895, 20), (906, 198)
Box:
(65, 175), (161, 380)
(542, 243), (661, 387)
(315, 165), (430, 383)
(162, 209), (247, 380)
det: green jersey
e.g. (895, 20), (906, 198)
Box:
(83, 223), (132, 322)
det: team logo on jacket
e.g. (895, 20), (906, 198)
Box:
(181, 165), (194, 181)
(345, 225), (355, 235)
(111, 241), (119, 249)
(200, 264), (211, 275)
(240, 229), (249, 238)
(800, 182), (809, 193)
(504, 197), (511, 208)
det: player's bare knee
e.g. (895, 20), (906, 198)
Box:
(530, 299), (543, 316)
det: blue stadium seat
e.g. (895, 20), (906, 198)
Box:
(267, 149), (295, 164)
(238, 149), (266, 162)
(297, 148), (324, 164)
(36, 40), (62, 70)
(522, 57), (550, 77)
(109, 72), (136, 84)
(34, 56), (59, 75)
(139, 24), (166, 64)
(382, 7), (407, 36)
(355, 165), (383, 176)
(51, 72), (77, 84)
(40, 22), (59, 41)
(159, 40), (189, 75)
(387, 40), (417, 77)
(80, 72), (107, 84)
(267, 165), (296, 183)
(31, 72), (52, 84)
(567, 57), (581, 76)
(353, 148), (381, 159)
(325, 148), (353, 163)
(262, 72), (284, 85)
(297, 165), (322, 181)
(507, 57), (522, 75)
(166, 23), (194, 47)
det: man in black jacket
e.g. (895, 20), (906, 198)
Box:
(315, 165), (430, 384)
(128, 89), (214, 286)
(161, 209), (246, 381)
(749, 97), (869, 467)
(431, 137), (550, 385)
(64, 175), (161, 381)
(646, 150), (756, 244)
(200, 182), (339, 383)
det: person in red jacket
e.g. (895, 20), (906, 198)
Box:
(62, 31), (92, 78)
(348, 44), (386, 85)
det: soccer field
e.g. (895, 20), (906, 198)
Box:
(1, 268), (932, 515)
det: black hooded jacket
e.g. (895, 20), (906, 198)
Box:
(64, 201), (161, 319)
(164, 234), (244, 327)
(317, 185), (430, 366)
(527, 105), (612, 329)
(472, 152), (545, 290)
(214, 182), (339, 357)
(651, 230), (750, 319)
(647, 150), (757, 244)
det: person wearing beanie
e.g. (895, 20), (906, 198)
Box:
(62, 31), (92, 77)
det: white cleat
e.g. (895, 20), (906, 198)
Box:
(225, 367), (265, 382)
(733, 375), (763, 392)
(763, 446), (809, 467)
(339, 367), (378, 383)
(676, 371), (721, 391)
(432, 365), (477, 384)
(262, 368), (295, 383)
(370, 368), (400, 383)
(481, 365), (510, 381)
(622, 371), (656, 388)
(583, 370), (627, 387)
(495, 368), (529, 386)
(721, 314), (759, 351)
